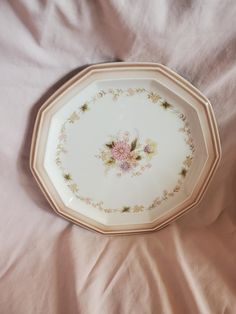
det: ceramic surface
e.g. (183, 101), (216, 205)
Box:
(30, 63), (221, 234)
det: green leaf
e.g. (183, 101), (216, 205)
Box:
(122, 206), (130, 212)
(63, 173), (72, 181)
(80, 104), (88, 112)
(161, 101), (172, 109)
(131, 138), (137, 151)
(106, 141), (115, 149)
(180, 168), (187, 178)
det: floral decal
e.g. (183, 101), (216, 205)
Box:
(55, 87), (195, 213)
(96, 131), (157, 177)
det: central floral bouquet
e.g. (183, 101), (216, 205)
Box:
(96, 131), (157, 177)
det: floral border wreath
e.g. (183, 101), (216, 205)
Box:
(55, 88), (195, 213)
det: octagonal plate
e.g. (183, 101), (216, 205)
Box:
(30, 63), (221, 234)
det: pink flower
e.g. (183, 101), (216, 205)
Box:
(120, 161), (132, 172)
(112, 141), (131, 161)
(144, 144), (152, 153)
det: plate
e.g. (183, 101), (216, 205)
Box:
(30, 63), (221, 234)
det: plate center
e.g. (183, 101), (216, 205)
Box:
(55, 87), (194, 213)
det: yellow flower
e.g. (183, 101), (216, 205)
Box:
(143, 139), (157, 159)
(105, 158), (115, 166)
(68, 184), (79, 193)
(100, 151), (116, 167)
(100, 151), (111, 162)
(183, 155), (193, 168)
(68, 112), (79, 123)
(128, 151), (140, 164)
(147, 92), (161, 103)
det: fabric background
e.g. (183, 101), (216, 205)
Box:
(0, 1), (236, 313)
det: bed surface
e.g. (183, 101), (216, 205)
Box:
(0, 1), (235, 313)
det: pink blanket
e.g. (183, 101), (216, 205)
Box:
(1, 1), (236, 313)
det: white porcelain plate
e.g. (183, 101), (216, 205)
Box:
(30, 63), (221, 234)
